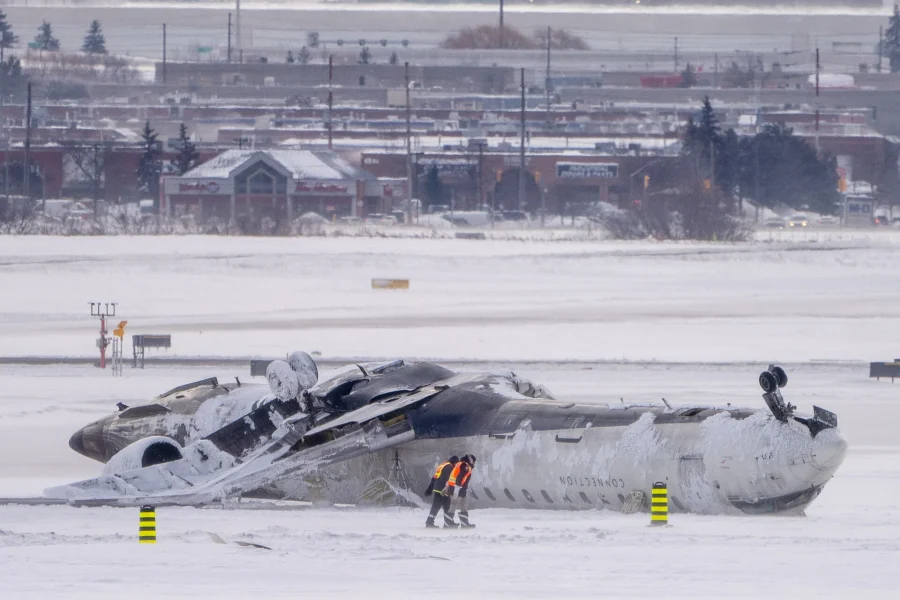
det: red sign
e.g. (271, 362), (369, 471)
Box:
(179, 181), (220, 194)
(295, 181), (349, 195)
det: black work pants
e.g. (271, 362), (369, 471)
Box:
(426, 493), (453, 526)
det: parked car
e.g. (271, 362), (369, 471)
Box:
(874, 215), (891, 226)
(788, 215), (809, 228)
(763, 218), (786, 229)
(818, 215), (839, 226)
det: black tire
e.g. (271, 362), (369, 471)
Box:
(759, 371), (778, 393)
(770, 366), (788, 388)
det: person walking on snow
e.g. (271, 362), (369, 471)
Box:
(447, 454), (476, 528)
(424, 455), (459, 528)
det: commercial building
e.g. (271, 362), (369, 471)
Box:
(162, 149), (403, 221)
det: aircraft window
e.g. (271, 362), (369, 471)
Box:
(617, 493), (625, 504)
(483, 488), (496, 501)
(522, 489), (535, 503)
(470, 489), (479, 501)
(563, 495), (573, 503)
(503, 488), (516, 502)
(670, 495), (685, 511)
(578, 492), (591, 503)
(540, 490), (554, 503)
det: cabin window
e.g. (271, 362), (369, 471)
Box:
(503, 488), (516, 502)
(579, 492), (591, 503)
(540, 490), (554, 503)
(483, 487), (496, 501)
(617, 493), (625, 504)
(563, 495), (573, 503)
(522, 489), (535, 503)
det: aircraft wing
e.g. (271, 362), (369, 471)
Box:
(44, 380), (464, 507)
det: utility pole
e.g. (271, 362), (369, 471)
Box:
(499, 0), (504, 49)
(674, 36), (679, 71)
(227, 13), (232, 63)
(24, 81), (31, 198)
(477, 141), (484, 210)
(714, 53), (718, 88)
(878, 26), (883, 73)
(518, 67), (525, 211)
(545, 26), (551, 128)
(162, 23), (167, 85)
(815, 47), (820, 154)
(0, 82), (7, 203)
(236, 0), (242, 62)
(406, 61), (413, 225)
(327, 55), (333, 150)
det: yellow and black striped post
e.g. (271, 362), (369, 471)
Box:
(139, 505), (156, 544)
(650, 482), (668, 526)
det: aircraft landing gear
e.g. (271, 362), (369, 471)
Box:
(759, 364), (795, 422)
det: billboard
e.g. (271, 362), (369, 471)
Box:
(556, 162), (619, 180)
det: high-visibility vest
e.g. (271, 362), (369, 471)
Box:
(432, 461), (453, 480)
(448, 462), (470, 487)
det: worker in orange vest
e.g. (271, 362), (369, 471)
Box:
(447, 454), (476, 528)
(425, 455), (459, 528)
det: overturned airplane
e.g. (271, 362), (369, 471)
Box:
(52, 354), (847, 515)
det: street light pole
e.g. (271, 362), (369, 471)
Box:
(499, 0), (504, 49)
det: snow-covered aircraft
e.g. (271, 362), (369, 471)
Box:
(51, 353), (846, 515)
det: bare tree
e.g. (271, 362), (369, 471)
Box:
(60, 141), (112, 216)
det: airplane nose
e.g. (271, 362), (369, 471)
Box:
(68, 430), (86, 455)
(68, 422), (108, 462)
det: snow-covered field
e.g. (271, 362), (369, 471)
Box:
(1, 235), (899, 597)
(2, 235), (900, 363)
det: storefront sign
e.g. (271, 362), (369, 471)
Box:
(295, 181), (350, 195)
(176, 181), (222, 194)
(556, 162), (619, 179)
(416, 159), (475, 179)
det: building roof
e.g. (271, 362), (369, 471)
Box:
(185, 149), (373, 180)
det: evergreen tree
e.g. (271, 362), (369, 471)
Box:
(389, 51), (398, 66)
(170, 123), (199, 176)
(297, 46), (311, 65)
(886, 4), (900, 72)
(358, 46), (371, 65)
(737, 124), (840, 214)
(33, 20), (60, 52)
(683, 96), (720, 166)
(82, 20), (107, 55)
(0, 10), (18, 62)
(679, 63), (697, 88)
(424, 164), (443, 209)
(286, 50), (294, 64)
(136, 120), (162, 209)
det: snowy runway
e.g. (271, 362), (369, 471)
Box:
(1, 362), (899, 598)
(1, 235), (899, 597)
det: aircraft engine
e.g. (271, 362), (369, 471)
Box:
(267, 359), (301, 400)
(287, 351), (319, 390)
(102, 436), (183, 475)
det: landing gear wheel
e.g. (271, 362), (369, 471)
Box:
(759, 371), (779, 393)
(769, 366), (788, 388)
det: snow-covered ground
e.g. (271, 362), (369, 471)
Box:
(1, 235), (899, 597)
(2, 235), (900, 363)
(1, 362), (899, 598)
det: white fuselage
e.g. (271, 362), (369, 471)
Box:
(282, 410), (847, 514)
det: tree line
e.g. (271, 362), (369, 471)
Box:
(1, 12), (109, 56)
(682, 97), (840, 215)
